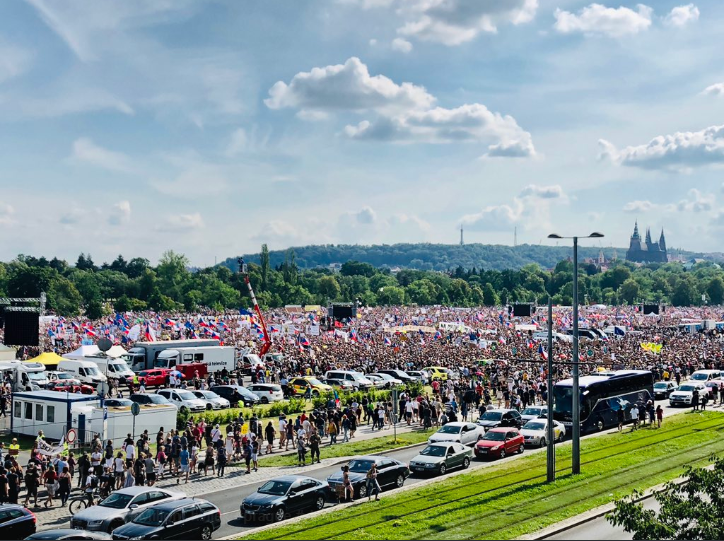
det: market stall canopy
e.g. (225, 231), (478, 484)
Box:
(0, 344), (17, 361)
(382, 325), (437, 334)
(106, 345), (127, 358)
(63, 345), (101, 359)
(27, 351), (64, 366)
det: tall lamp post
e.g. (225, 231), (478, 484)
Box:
(548, 231), (604, 475)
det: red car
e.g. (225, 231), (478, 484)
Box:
(46, 381), (94, 394)
(474, 427), (524, 460)
(126, 368), (181, 387)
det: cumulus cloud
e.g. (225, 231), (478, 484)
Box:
(108, 200), (131, 225)
(389, 213), (431, 232)
(151, 163), (228, 196)
(518, 184), (564, 199)
(664, 4), (699, 27)
(0, 42), (32, 84)
(353, 206), (378, 225)
(677, 189), (714, 212)
(162, 212), (204, 231)
(391, 37), (413, 53)
(598, 125), (724, 170)
(701, 83), (724, 97)
(623, 200), (658, 213)
(225, 128), (247, 157)
(0, 201), (16, 225)
(397, 0), (538, 46)
(554, 3), (652, 37)
(60, 207), (85, 225)
(70, 137), (134, 172)
(459, 202), (522, 231)
(265, 57), (435, 114)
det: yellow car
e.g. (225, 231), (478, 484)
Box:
(288, 376), (333, 397)
(428, 366), (449, 381)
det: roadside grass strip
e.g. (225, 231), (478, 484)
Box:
(259, 428), (436, 467)
(244, 411), (724, 540)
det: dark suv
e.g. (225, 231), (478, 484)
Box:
(0, 504), (36, 539)
(476, 408), (524, 431)
(211, 385), (260, 407)
(111, 498), (221, 540)
(377, 369), (415, 383)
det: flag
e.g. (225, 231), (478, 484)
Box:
(349, 329), (358, 342)
(498, 336), (506, 345)
(37, 436), (65, 457)
(144, 323), (156, 342)
(71, 321), (80, 332)
(383, 336), (391, 346)
(84, 328), (97, 337)
(300, 336), (310, 347)
(239, 308), (253, 316)
(164, 318), (175, 327)
(614, 327), (625, 336)
(47, 329), (56, 338)
(184, 321), (195, 331)
(434, 331), (442, 341)
(538, 343), (548, 360)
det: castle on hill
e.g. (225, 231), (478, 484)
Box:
(626, 221), (668, 263)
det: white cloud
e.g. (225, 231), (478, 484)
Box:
(391, 37), (413, 53)
(70, 138), (134, 172)
(0, 42), (32, 84)
(150, 162), (228, 196)
(701, 83), (724, 97)
(518, 184), (564, 199)
(369, 38), (378, 46)
(108, 200), (131, 226)
(664, 4), (699, 27)
(161, 212), (204, 231)
(0, 202), (16, 226)
(677, 189), (714, 212)
(397, 0), (538, 46)
(598, 125), (724, 170)
(59, 207), (85, 225)
(225, 128), (247, 157)
(354, 206), (378, 224)
(296, 109), (329, 121)
(265, 57), (435, 114)
(251, 220), (306, 243)
(389, 213), (431, 232)
(623, 200), (657, 213)
(459, 202), (523, 231)
(554, 3), (652, 37)
(345, 103), (536, 157)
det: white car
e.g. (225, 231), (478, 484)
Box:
(364, 374), (387, 389)
(406, 370), (429, 384)
(520, 405), (548, 423)
(669, 382), (706, 407)
(191, 390), (230, 410)
(156, 388), (206, 413)
(247, 384), (285, 403)
(428, 422), (486, 446)
(369, 373), (404, 388)
(520, 419), (565, 447)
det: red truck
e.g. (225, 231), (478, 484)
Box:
(127, 363), (207, 387)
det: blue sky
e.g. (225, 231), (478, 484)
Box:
(1, 0), (723, 266)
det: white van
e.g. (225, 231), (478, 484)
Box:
(58, 359), (107, 386)
(689, 369), (720, 382)
(324, 370), (374, 390)
(91, 356), (134, 380)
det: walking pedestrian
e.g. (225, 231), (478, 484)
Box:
(265, 422), (275, 454)
(656, 405), (663, 428)
(366, 463), (381, 501)
(58, 466), (71, 506)
(216, 446), (227, 477)
(630, 404), (639, 431)
(309, 431), (321, 464)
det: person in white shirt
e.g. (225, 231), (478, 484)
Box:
(125, 441), (136, 462)
(91, 449), (102, 476)
(279, 418), (287, 449)
(211, 424), (222, 444)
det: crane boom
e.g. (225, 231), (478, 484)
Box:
(238, 258), (272, 357)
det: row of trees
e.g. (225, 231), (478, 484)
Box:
(0, 247), (722, 318)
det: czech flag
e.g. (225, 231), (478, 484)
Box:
(300, 336), (310, 347)
(349, 329), (358, 342)
(538, 343), (548, 360)
(434, 331), (442, 341)
(144, 323), (156, 342)
(383, 336), (391, 346)
(84, 328), (97, 337)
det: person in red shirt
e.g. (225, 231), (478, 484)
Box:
(43, 465), (58, 508)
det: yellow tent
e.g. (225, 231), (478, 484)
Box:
(27, 352), (65, 367)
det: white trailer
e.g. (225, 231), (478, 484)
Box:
(10, 390), (99, 441)
(153, 346), (235, 373)
(89, 403), (177, 447)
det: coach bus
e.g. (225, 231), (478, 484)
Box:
(552, 370), (654, 433)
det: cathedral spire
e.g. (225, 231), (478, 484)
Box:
(645, 227), (652, 244)
(632, 220), (640, 239)
(659, 228), (666, 252)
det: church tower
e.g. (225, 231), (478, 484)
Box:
(659, 229), (666, 252)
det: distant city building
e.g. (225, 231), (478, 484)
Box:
(626, 221), (668, 263)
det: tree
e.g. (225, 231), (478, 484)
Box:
(607, 455), (724, 539)
(671, 276), (698, 306)
(706, 276), (724, 305)
(282, 249), (298, 285)
(619, 278), (640, 305)
(482, 283), (499, 306)
(317, 276), (341, 301)
(376, 286), (405, 305)
(260, 244), (270, 291)
(75, 253), (96, 271)
(340, 261), (376, 278)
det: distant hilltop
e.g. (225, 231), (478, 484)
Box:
(220, 243), (707, 272)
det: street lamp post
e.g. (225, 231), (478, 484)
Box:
(548, 231), (604, 475)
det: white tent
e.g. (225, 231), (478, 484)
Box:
(0, 344), (16, 361)
(106, 345), (127, 358)
(62, 345), (100, 359)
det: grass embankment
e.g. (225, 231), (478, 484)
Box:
(259, 428), (435, 467)
(245, 411), (724, 540)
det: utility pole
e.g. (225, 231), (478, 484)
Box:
(547, 296), (555, 482)
(571, 236), (580, 475)
(460, 225), (464, 246)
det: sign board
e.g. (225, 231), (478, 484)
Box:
(66, 428), (77, 444)
(308, 325), (320, 336)
(587, 350), (594, 357)
(131, 402), (141, 416)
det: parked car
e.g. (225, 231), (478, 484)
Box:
(247, 384), (285, 404)
(70, 486), (184, 533)
(46, 381), (94, 394)
(653, 381), (678, 399)
(125, 369), (176, 388)
(376, 369), (415, 383)
(240, 475), (331, 523)
(427, 367), (449, 381)
(111, 498), (220, 540)
(409, 442), (472, 476)
(156, 389), (206, 413)
(128, 394), (174, 407)
(327, 456), (409, 499)
(520, 405), (548, 423)
(25, 530), (111, 540)
(191, 389), (230, 410)
(520, 419), (565, 447)
(477, 408), (524, 431)
(211, 385), (260, 407)
(104, 398), (134, 408)
(474, 427), (525, 459)
(363, 374), (387, 389)
(320, 377), (355, 392)
(669, 382), (707, 407)
(704, 380), (723, 398)
(406, 370), (429, 384)
(287, 377), (333, 397)
(428, 422), (485, 446)
(45, 371), (81, 386)
(0, 504), (36, 539)
(323, 370), (373, 391)
(368, 373), (404, 388)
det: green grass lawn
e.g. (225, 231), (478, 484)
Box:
(244, 411), (724, 540)
(259, 428), (436, 467)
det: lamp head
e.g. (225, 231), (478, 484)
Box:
(548, 234), (562, 239)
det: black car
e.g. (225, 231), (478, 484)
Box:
(0, 504), (36, 539)
(654, 381), (678, 399)
(103, 399), (134, 408)
(241, 475), (331, 523)
(111, 498), (220, 541)
(327, 456), (409, 499)
(476, 409), (524, 431)
(210, 385), (260, 407)
(26, 530), (112, 540)
(377, 369), (415, 383)
(128, 394), (172, 406)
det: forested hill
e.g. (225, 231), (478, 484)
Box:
(221, 243), (700, 272)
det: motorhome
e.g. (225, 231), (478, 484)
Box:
(153, 346), (235, 373)
(0, 361), (47, 392)
(125, 339), (219, 372)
